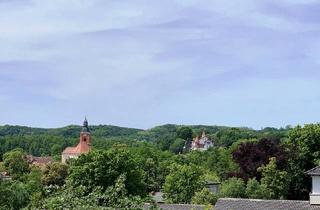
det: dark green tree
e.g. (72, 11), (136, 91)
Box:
(176, 126), (193, 140)
(169, 138), (185, 154)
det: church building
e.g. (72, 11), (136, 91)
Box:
(61, 118), (92, 163)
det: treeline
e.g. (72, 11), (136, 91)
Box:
(0, 124), (290, 159)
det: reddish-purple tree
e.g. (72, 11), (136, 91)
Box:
(231, 138), (287, 181)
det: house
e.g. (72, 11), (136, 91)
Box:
(61, 118), (92, 164)
(190, 130), (213, 151)
(215, 166), (320, 210)
(26, 155), (53, 168)
(0, 171), (12, 181)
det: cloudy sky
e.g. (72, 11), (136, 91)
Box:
(0, 0), (320, 129)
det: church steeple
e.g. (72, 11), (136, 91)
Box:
(82, 117), (90, 132)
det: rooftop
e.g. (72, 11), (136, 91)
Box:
(144, 204), (206, 210)
(306, 166), (320, 176)
(215, 198), (320, 210)
(62, 140), (90, 154)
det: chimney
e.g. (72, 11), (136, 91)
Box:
(307, 166), (320, 205)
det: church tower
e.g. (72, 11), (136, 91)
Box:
(61, 117), (92, 164)
(80, 117), (91, 146)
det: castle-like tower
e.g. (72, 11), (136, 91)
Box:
(190, 130), (213, 151)
(61, 118), (92, 164)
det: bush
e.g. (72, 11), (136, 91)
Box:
(219, 177), (246, 198)
(191, 188), (218, 205)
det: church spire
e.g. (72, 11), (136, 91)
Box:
(201, 129), (206, 138)
(82, 117), (90, 132)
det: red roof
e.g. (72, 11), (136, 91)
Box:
(26, 155), (53, 166)
(62, 140), (90, 155)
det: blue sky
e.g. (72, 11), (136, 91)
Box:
(0, 0), (320, 129)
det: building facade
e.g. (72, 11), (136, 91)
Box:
(190, 130), (213, 151)
(61, 118), (91, 163)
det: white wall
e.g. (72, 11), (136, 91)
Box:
(313, 176), (320, 194)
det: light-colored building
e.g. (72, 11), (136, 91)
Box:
(307, 166), (320, 205)
(61, 118), (91, 164)
(191, 130), (213, 151)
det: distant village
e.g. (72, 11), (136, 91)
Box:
(2, 119), (320, 210)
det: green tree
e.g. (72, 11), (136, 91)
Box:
(191, 188), (218, 205)
(258, 157), (288, 199)
(3, 148), (29, 180)
(220, 177), (246, 198)
(176, 126), (193, 140)
(68, 147), (146, 197)
(206, 147), (238, 180)
(169, 138), (185, 154)
(284, 124), (320, 199)
(26, 167), (43, 193)
(163, 164), (204, 204)
(42, 162), (68, 186)
(0, 180), (29, 210)
(41, 174), (143, 210)
(51, 144), (61, 156)
(246, 178), (271, 199)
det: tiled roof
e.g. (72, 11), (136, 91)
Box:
(215, 198), (320, 210)
(62, 141), (90, 154)
(26, 155), (53, 165)
(306, 166), (320, 176)
(144, 204), (206, 210)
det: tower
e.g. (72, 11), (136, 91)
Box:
(80, 117), (91, 146)
(61, 117), (92, 163)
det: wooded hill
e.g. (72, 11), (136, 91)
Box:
(0, 123), (290, 159)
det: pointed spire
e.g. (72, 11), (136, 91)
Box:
(201, 129), (206, 138)
(82, 117), (90, 132)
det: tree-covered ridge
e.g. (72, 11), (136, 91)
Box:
(0, 123), (290, 159)
(0, 124), (143, 138)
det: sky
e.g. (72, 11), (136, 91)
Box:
(0, 0), (320, 129)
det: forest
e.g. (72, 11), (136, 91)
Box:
(0, 123), (319, 209)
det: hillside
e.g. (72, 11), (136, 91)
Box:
(0, 124), (143, 138)
(0, 123), (291, 159)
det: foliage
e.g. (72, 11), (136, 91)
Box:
(219, 177), (246, 198)
(258, 157), (289, 199)
(26, 167), (43, 194)
(205, 147), (238, 180)
(42, 162), (68, 186)
(176, 126), (193, 140)
(3, 148), (29, 180)
(191, 188), (218, 205)
(246, 178), (271, 199)
(284, 124), (320, 199)
(232, 138), (287, 180)
(163, 164), (205, 204)
(41, 174), (143, 210)
(68, 147), (147, 197)
(0, 180), (29, 210)
(169, 138), (185, 154)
